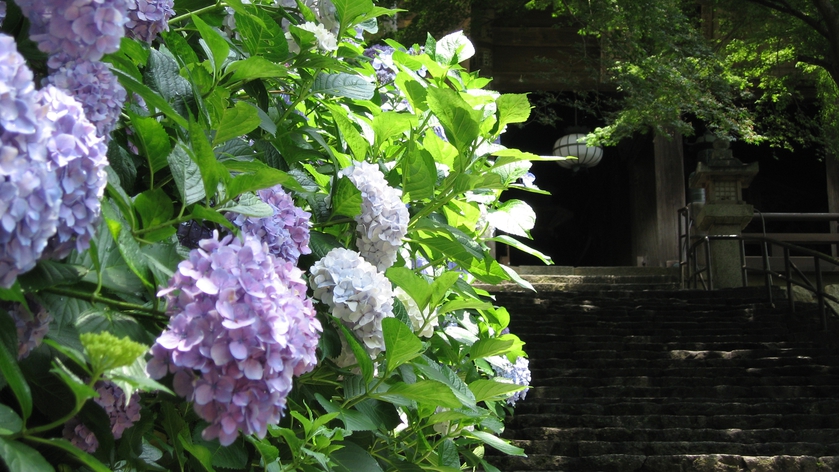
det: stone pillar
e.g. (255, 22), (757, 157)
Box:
(688, 139), (758, 288)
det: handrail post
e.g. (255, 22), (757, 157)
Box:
(784, 247), (794, 315)
(705, 237), (713, 290)
(760, 237), (773, 307)
(740, 239), (747, 287)
(815, 257), (826, 330)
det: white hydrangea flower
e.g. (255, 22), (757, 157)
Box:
(341, 161), (409, 271)
(287, 21), (338, 53)
(310, 247), (395, 356)
(394, 286), (438, 338)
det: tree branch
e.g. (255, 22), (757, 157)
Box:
(743, 0), (829, 38)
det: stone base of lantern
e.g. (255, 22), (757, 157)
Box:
(694, 203), (754, 288)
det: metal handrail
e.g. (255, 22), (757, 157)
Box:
(684, 234), (839, 330)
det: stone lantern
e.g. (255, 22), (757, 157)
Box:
(688, 138), (759, 288)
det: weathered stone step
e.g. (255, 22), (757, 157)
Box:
(528, 384), (839, 399)
(513, 399), (839, 416)
(528, 355), (839, 370)
(561, 440), (839, 457)
(513, 427), (839, 444)
(525, 347), (839, 360)
(491, 453), (839, 472)
(531, 374), (839, 388)
(508, 413), (839, 430)
(534, 364), (839, 378)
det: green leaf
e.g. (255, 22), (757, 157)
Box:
(113, 66), (188, 128)
(470, 337), (515, 360)
(401, 147), (435, 201)
(0, 403), (22, 435)
(382, 317), (424, 371)
(51, 357), (98, 406)
(394, 71), (427, 112)
(372, 112), (417, 147)
(0, 335), (31, 421)
(379, 380), (461, 409)
(331, 440), (383, 472)
(190, 205), (237, 232)
(469, 379), (526, 403)
(189, 118), (229, 201)
(219, 192), (274, 217)
(487, 200), (536, 238)
(495, 93), (531, 133)
(235, 8), (288, 62)
(423, 132), (457, 169)
(224, 57), (288, 83)
(331, 176), (362, 218)
(337, 324), (374, 385)
(313, 72), (375, 100)
(332, 0), (374, 34)
(430, 271), (460, 308)
(17, 261), (87, 291)
(315, 394), (378, 431)
(427, 88), (481, 154)
(435, 30), (476, 64)
(192, 15), (229, 74)
(134, 188), (176, 242)
(179, 432), (215, 472)
(246, 436), (280, 466)
(486, 235), (554, 265)
(327, 104), (369, 160)
(144, 48), (194, 115)
(103, 205), (153, 289)
(128, 112), (171, 174)
(385, 266), (431, 311)
(224, 160), (305, 194)
(413, 356), (476, 408)
(438, 439), (460, 468)
(438, 298), (493, 314)
(168, 143), (206, 205)
(213, 101), (261, 146)
(76, 309), (151, 344)
(467, 430), (526, 456)
(0, 437), (54, 472)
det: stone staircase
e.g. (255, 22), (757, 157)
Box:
(485, 268), (839, 472)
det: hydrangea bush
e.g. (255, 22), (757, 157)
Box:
(0, 1), (554, 471)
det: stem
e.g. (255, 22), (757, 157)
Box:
(168, 1), (222, 25)
(15, 376), (100, 439)
(43, 287), (166, 318)
(133, 215), (193, 236)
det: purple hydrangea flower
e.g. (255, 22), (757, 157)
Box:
(17, 0), (129, 62)
(148, 232), (321, 446)
(34, 85), (108, 260)
(62, 380), (141, 452)
(8, 303), (52, 359)
(309, 247), (394, 356)
(340, 162), (409, 271)
(227, 185), (312, 265)
(46, 58), (127, 139)
(364, 45), (397, 85)
(491, 356), (531, 406)
(0, 34), (63, 287)
(124, 0), (174, 43)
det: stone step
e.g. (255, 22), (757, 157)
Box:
(528, 355), (839, 370)
(508, 413), (839, 430)
(533, 364), (839, 378)
(528, 384), (839, 399)
(531, 374), (839, 388)
(512, 427), (839, 444)
(513, 399), (839, 416)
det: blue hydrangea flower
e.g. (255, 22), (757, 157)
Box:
(18, 0), (129, 62)
(227, 185), (312, 265)
(36, 85), (108, 260)
(364, 45), (397, 85)
(62, 380), (141, 452)
(340, 162), (409, 271)
(46, 58), (127, 139)
(8, 303), (52, 359)
(491, 356), (531, 406)
(0, 34), (63, 287)
(148, 232), (321, 446)
(309, 247), (395, 356)
(125, 0), (174, 43)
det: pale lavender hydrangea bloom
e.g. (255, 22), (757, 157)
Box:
(62, 380), (141, 452)
(364, 45), (397, 85)
(0, 34), (63, 287)
(18, 0), (129, 62)
(125, 0), (174, 43)
(340, 162), (409, 271)
(148, 232), (321, 446)
(227, 185), (312, 265)
(36, 85), (108, 260)
(9, 303), (52, 359)
(309, 247), (394, 356)
(492, 356), (531, 406)
(46, 58), (127, 139)
(0, 2), (6, 25)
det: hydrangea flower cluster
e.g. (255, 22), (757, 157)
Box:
(491, 356), (531, 406)
(227, 185), (312, 264)
(340, 161), (409, 271)
(287, 22), (338, 54)
(394, 287), (438, 338)
(364, 45), (397, 85)
(18, 0), (130, 62)
(309, 247), (395, 356)
(125, 0), (175, 43)
(0, 34), (63, 288)
(148, 232), (321, 446)
(46, 58), (127, 138)
(8, 303), (52, 359)
(37, 85), (108, 260)
(62, 380), (141, 453)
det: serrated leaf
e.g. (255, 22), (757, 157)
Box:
(134, 188), (176, 242)
(332, 176), (362, 218)
(328, 104), (369, 160)
(372, 111), (417, 146)
(103, 206), (153, 289)
(337, 324), (374, 385)
(17, 261), (87, 291)
(332, 0), (374, 34)
(402, 147), (435, 201)
(168, 142), (206, 205)
(435, 30), (475, 64)
(128, 112), (171, 173)
(0, 437), (54, 472)
(213, 101), (261, 146)
(486, 235), (553, 265)
(378, 380), (461, 409)
(495, 93), (531, 132)
(487, 199), (536, 238)
(188, 118), (229, 201)
(427, 88), (480, 154)
(382, 317), (424, 372)
(225, 57), (288, 84)
(385, 266), (431, 311)
(313, 72), (375, 100)
(331, 440), (383, 472)
(224, 160), (305, 194)
(470, 337), (515, 360)
(315, 393), (378, 431)
(144, 48), (193, 110)
(192, 15), (229, 74)
(413, 356), (476, 408)
(0, 334), (31, 421)
(235, 8), (288, 62)
(467, 430), (526, 456)
(113, 65), (188, 128)
(468, 379), (526, 403)
(0, 404), (22, 435)
(219, 192), (274, 217)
